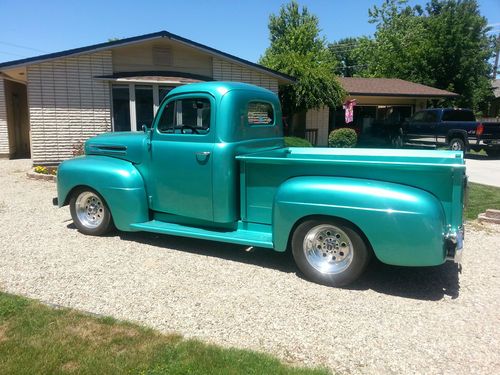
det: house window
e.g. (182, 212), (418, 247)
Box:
(135, 85), (154, 127)
(112, 85), (131, 131)
(111, 84), (175, 131)
(159, 86), (173, 103)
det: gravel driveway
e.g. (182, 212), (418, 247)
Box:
(1, 159), (499, 374)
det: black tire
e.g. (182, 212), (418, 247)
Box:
(392, 134), (403, 149)
(448, 137), (466, 152)
(291, 218), (371, 287)
(69, 188), (114, 236)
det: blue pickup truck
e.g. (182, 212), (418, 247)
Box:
(397, 108), (500, 156)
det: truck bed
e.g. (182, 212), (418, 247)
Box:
(236, 147), (465, 228)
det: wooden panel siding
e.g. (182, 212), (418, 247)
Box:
(112, 40), (213, 78)
(212, 58), (279, 94)
(0, 78), (8, 157)
(306, 106), (329, 146)
(27, 51), (112, 164)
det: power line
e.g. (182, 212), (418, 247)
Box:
(0, 50), (28, 58)
(0, 41), (47, 53)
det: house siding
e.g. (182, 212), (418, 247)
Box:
(112, 39), (213, 78)
(27, 51), (112, 164)
(212, 58), (279, 94)
(0, 78), (8, 157)
(306, 106), (329, 146)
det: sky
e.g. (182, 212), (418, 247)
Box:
(0, 0), (499, 65)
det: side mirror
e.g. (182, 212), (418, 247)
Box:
(141, 124), (149, 132)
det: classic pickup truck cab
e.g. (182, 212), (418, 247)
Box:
(57, 82), (466, 287)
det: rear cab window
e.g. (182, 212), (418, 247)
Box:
(247, 102), (274, 126)
(442, 110), (475, 122)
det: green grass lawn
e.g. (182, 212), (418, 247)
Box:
(0, 292), (328, 375)
(465, 182), (500, 220)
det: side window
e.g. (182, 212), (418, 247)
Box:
(412, 111), (426, 122)
(247, 102), (274, 125)
(157, 98), (211, 134)
(425, 111), (438, 122)
(157, 101), (175, 132)
(442, 110), (453, 122)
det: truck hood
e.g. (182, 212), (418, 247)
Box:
(84, 132), (149, 164)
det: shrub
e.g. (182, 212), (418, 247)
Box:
(328, 128), (357, 148)
(284, 137), (312, 147)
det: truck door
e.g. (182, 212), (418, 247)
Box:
(149, 94), (214, 221)
(406, 110), (437, 145)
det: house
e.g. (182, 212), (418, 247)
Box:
(489, 79), (500, 118)
(0, 30), (296, 164)
(326, 77), (458, 142)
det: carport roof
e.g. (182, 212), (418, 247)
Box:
(339, 77), (458, 98)
(0, 30), (295, 84)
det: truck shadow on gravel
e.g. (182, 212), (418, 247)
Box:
(114, 230), (460, 302)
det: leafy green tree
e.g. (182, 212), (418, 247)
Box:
(354, 0), (494, 112)
(259, 1), (345, 117)
(328, 37), (365, 77)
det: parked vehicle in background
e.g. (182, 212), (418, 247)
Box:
(55, 82), (466, 287)
(395, 108), (500, 155)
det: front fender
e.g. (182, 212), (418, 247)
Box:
(57, 156), (148, 231)
(273, 177), (447, 266)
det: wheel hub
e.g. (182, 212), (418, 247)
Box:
(75, 192), (105, 229)
(303, 224), (354, 274)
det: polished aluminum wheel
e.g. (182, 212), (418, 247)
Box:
(75, 191), (105, 229)
(303, 224), (354, 274)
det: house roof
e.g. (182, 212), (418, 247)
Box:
(339, 77), (458, 98)
(94, 71), (211, 85)
(0, 30), (294, 84)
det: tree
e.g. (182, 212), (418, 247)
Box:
(328, 37), (365, 77)
(259, 1), (345, 118)
(353, 0), (494, 112)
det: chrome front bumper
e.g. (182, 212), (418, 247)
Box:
(445, 228), (464, 264)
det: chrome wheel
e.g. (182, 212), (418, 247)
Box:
(449, 138), (464, 151)
(303, 224), (354, 274)
(75, 191), (105, 229)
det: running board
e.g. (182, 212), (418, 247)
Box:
(130, 220), (274, 248)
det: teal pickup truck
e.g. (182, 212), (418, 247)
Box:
(56, 82), (466, 287)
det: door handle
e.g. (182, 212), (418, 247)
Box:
(195, 151), (211, 163)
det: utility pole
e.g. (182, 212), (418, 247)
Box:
(493, 34), (500, 79)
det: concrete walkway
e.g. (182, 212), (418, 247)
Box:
(465, 156), (500, 187)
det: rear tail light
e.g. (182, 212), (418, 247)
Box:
(476, 123), (484, 137)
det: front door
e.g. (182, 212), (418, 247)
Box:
(149, 94), (214, 221)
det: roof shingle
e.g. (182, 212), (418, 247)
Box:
(339, 77), (458, 98)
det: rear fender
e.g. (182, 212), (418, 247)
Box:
(273, 177), (447, 266)
(57, 156), (148, 231)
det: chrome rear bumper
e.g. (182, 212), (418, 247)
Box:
(445, 227), (464, 264)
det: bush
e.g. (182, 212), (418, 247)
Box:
(284, 137), (312, 147)
(328, 128), (357, 148)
